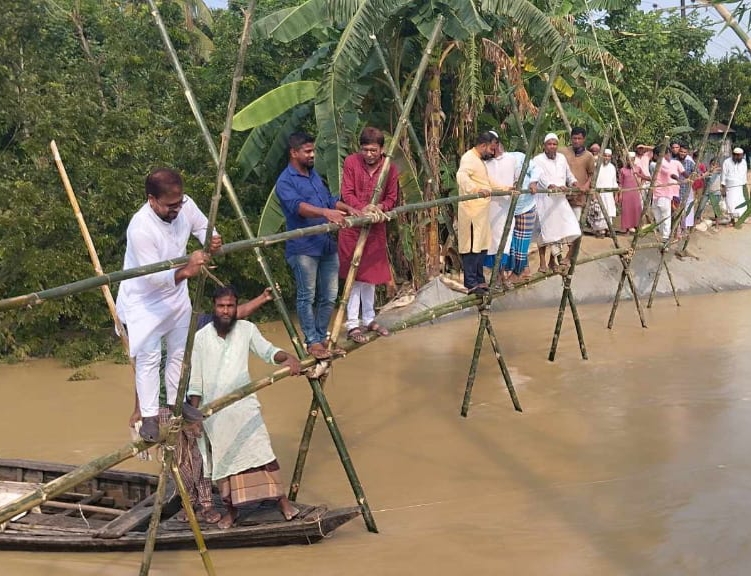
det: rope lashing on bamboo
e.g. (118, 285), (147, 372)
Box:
(362, 204), (391, 223)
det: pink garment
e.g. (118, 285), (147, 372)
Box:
(653, 157), (683, 199)
(619, 167), (642, 230)
(337, 153), (399, 284)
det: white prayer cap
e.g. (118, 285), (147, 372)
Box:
(733, 147), (744, 154)
(544, 132), (559, 143)
(488, 129), (499, 139)
(628, 151), (636, 159)
(603, 148), (612, 156)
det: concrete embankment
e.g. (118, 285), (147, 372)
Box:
(378, 224), (751, 326)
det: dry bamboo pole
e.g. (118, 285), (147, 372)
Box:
(328, 18), (444, 349)
(646, 198), (688, 309)
(171, 459), (217, 576)
(139, 4), (256, 572)
(551, 87), (572, 134)
(288, 20), (443, 513)
(700, 0), (751, 55)
(484, 314), (522, 410)
(607, 136), (671, 328)
(0, 237), (664, 526)
(503, 70), (529, 150)
(148, 0), (380, 534)
(50, 140), (132, 362)
(548, 129), (612, 361)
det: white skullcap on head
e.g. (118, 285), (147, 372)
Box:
(604, 148), (612, 155)
(543, 132), (559, 143)
(733, 147), (744, 154)
(488, 130), (499, 139)
(628, 151), (636, 159)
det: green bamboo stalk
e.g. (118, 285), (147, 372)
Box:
(139, 455), (170, 576)
(503, 70), (528, 149)
(490, 42), (568, 290)
(484, 315), (522, 412)
(139, 6), (252, 572)
(289, 19), (443, 515)
(171, 460), (217, 576)
(607, 136), (671, 327)
(371, 35), (455, 245)
(328, 17), (444, 349)
(460, 308), (488, 417)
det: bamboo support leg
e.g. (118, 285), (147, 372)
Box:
(138, 455), (170, 576)
(288, 372), (328, 502)
(566, 290), (588, 360)
(607, 269), (628, 329)
(647, 248), (667, 308)
(171, 461), (216, 576)
(308, 378), (378, 533)
(461, 311), (489, 417)
(663, 259), (681, 306)
(484, 316), (522, 412)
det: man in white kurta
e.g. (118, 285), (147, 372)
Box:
(188, 286), (301, 528)
(721, 148), (748, 222)
(594, 148), (618, 229)
(532, 133), (581, 272)
(484, 142), (517, 271)
(115, 168), (220, 441)
(456, 131), (508, 294)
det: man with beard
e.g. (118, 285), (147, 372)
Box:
(188, 285), (302, 529)
(532, 133), (581, 273)
(721, 147), (748, 224)
(116, 167), (221, 442)
(276, 132), (360, 359)
(338, 127), (398, 344)
(456, 131), (509, 295)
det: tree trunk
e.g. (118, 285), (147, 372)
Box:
(423, 62), (443, 280)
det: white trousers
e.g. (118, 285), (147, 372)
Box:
(652, 197), (672, 241)
(346, 281), (376, 331)
(135, 323), (189, 417)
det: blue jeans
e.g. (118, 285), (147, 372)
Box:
(288, 252), (339, 347)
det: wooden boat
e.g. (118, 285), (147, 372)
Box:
(0, 458), (360, 552)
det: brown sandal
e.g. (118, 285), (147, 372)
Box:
(307, 343), (332, 360)
(347, 327), (369, 344)
(367, 322), (390, 337)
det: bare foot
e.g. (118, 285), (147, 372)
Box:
(218, 508), (238, 530)
(279, 497), (300, 521)
(199, 506), (221, 524)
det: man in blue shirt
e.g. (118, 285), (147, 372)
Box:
(276, 132), (359, 359)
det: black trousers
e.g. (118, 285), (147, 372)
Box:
(461, 250), (487, 290)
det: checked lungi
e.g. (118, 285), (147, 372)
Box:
(502, 208), (537, 275)
(217, 459), (284, 507)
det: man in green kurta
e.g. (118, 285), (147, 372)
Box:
(188, 285), (302, 529)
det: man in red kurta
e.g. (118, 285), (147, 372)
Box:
(338, 127), (399, 343)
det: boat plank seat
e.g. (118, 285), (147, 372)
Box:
(11, 511), (110, 532)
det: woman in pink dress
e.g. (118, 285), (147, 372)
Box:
(618, 152), (642, 233)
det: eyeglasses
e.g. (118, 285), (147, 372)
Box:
(152, 195), (187, 211)
(360, 147), (381, 156)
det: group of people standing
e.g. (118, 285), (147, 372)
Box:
(456, 128), (749, 295)
(115, 127), (399, 527)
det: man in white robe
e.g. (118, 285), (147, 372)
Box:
(722, 147), (748, 223)
(532, 133), (581, 272)
(188, 286), (302, 529)
(116, 168), (221, 441)
(593, 148), (618, 234)
(484, 139), (517, 272)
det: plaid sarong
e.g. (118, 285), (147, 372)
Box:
(217, 459), (284, 506)
(508, 208), (536, 275)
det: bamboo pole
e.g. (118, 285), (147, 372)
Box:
(483, 314), (522, 411)
(551, 87), (572, 134)
(328, 17), (444, 349)
(138, 456), (169, 576)
(371, 35), (456, 248)
(50, 140), (132, 362)
(289, 20), (444, 511)
(171, 460), (217, 576)
(503, 70), (529, 150)
(460, 308), (489, 417)
(139, 4), (256, 572)
(607, 136), (671, 328)
(0, 237), (665, 526)
(548, 129), (611, 361)
(647, 196), (687, 309)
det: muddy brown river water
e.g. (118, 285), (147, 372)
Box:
(2, 291), (751, 575)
